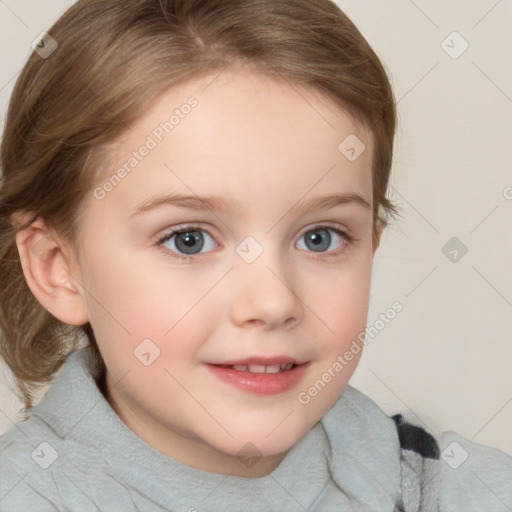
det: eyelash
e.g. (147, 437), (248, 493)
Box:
(155, 223), (356, 263)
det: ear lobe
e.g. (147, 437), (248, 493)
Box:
(11, 211), (89, 326)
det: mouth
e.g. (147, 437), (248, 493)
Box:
(206, 358), (310, 395)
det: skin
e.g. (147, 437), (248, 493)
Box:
(15, 68), (382, 477)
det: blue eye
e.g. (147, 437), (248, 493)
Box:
(156, 224), (353, 262)
(157, 225), (217, 260)
(296, 226), (351, 254)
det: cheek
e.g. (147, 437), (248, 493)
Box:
(81, 253), (220, 363)
(293, 255), (372, 402)
(310, 255), (373, 342)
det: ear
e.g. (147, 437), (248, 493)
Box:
(11, 211), (89, 326)
(372, 221), (384, 255)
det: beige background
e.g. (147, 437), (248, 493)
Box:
(0, 0), (511, 454)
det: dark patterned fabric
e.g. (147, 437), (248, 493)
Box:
(392, 414), (442, 512)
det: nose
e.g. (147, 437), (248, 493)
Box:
(228, 251), (303, 330)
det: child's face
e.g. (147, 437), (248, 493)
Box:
(71, 69), (378, 476)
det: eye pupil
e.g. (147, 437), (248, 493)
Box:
(310, 233), (322, 244)
(183, 233), (196, 246)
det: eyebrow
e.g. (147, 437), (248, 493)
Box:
(130, 191), (372, 218)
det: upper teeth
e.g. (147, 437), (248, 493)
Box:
(233, 363), (294, 373)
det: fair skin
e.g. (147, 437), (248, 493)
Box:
(14, 68), (381, 477)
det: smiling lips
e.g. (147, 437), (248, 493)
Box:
(206, 356), (309, 394)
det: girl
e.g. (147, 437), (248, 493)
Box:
(0, 0), (510, 510)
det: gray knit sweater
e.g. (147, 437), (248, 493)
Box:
(1, 347), (511, 511)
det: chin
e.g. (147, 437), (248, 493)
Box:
(211, 413), (313, 460)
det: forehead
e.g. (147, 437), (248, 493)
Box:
(90, 68), (374, 220)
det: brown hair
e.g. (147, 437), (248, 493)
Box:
(0, 0), (400, 415)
